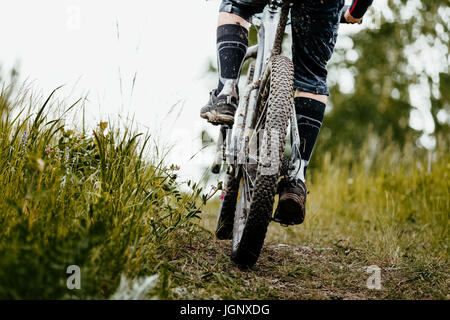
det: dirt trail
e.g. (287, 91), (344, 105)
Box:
(171, 232), (425, 300)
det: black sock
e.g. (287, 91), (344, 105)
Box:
(295, 97), (326, 176)
(216, 24), (248, 94)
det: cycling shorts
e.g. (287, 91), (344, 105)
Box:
(219, 0), (345, 95)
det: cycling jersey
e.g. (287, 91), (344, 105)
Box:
(348, 0), (374, 19)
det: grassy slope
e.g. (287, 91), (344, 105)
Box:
(0, 86), (448, 299)
(0, 88), (206, 299)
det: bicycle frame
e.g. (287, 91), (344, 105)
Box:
(219, 1), (302, 181)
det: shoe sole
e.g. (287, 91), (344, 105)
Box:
(200, 110), (234, 126)
(274, 193), (304, 225)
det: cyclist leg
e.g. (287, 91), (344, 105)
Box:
(291, 0), (345, 179)
(200, 0), (266, 125)
(275, 0), (345, 225)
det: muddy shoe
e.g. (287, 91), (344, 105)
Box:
(273, 177), (308, 225)
(200, 82), (238, 125)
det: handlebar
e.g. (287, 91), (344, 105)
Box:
(254, 3), (360, 27)
(266, 3), (362, 24)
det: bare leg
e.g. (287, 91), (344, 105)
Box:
(200, 12), (250, 125)
(295, 89), (328, 105)
(218, 12), (250, 29)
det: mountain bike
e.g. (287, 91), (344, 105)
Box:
(211, 0), (351, 268)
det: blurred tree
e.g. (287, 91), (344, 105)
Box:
(317, 0), (449, 158)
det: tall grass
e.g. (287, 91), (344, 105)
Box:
(1, 80), (447, 299)
(275, 135), (449, 261)
(200, 133), (449, 298)
(0, 85), (206, 299)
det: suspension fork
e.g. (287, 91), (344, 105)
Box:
(288, 98), (304, 180)
(225, 3), (291, 175)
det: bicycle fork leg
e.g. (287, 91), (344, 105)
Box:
(288, 98), (306, 181)
(212, 125), (231, 174)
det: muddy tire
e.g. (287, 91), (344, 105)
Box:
(215, 60), (259, 239)
(215, 172), (240, 240)
(231, 56), (294, 268)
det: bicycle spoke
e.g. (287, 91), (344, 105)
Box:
(242, 165), (255, 194)
(249, 89), (270, 146)
(247, 98), (270, 176)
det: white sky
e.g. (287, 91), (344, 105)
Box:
(0, 0), (443, 182)
(1, 0), (220, 181)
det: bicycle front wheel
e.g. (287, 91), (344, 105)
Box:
(231, 55), (294, 268)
